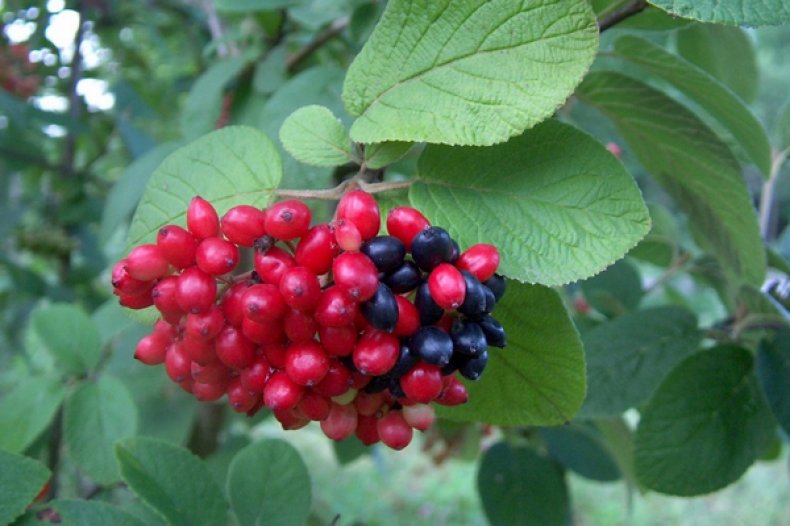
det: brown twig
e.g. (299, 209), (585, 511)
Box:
(286, 16), (350, 72)
(598, 0), (649, 32)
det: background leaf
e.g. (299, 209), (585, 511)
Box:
(363, 141), (412, 169)
(28, 303), (101, 375)
(215, 0), (303, 12)
(0, 374), (65, 453)
(539, 424), (621, 482)
(757, 330), (790, 435)
(343, 0), (598, 145)
(0, 450), (50, 526)
(23, 500), (147, 526)
(647, 0), (790, 26)
(279, 105), (356, 167)
(411, 119), (650, 285)
(580, 259), (643, 317)
(436, 281), (585, 426)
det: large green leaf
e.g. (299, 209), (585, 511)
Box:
(580, 259), (643, 317)
(613, 36), (770, 177)
(436, 281), (585, 426)
(478, 443), (570, 526)
(226, 440), (311, 526)
(577, 72), (765, 289)
(411, 119), (650, 285)
(676, 25), (758, 103)
(634, 346), (775, 496)
(127, 126), (282, 248)
(115, 437), (227, 526)
(0, 450), (50, 526)
(279, 105), (356, 167)
(757, 331), (790, 436)
(342, 0), (598, 145)
(648, 0), (790, 25)
(27, 303), (101, 375)
(64, 375), (138, 484)
(580, 306), (702, 418)
(21, 500), (147, 526)
(0, 374), (65, 453)
(539, 424), (620, 482)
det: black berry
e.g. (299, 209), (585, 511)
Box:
(384, 261), (422, 294)
(457, 270), (487, 319)
(389, 344), (418, 379)
(450, 319), (487, 357)
(483, 274), (506, 301)
(410, 326), (453, 366)
(479, 315), (506, 348)
(361, 236), (406, 273)
(361, 282), (399, 332)
(415, 282), (443, 325)
(458, 351), (488, 380)
(411, 227), (454, 271)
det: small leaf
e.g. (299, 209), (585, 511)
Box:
(64, 375), (139, 484)
(411, 119), (650, 286)
(617, 6), (694, 30)
(539, 424), (620, 482)
(757, 330), (790, 436)
(580, 306), (702, 418)
(647, 0), (790, 26)
(115, 437), (227, 526)
(227, 439), (311, 526)
(776, 100), (790, 151)
(333, 438), (368, 465)
(0, 450), (50, 526)
(35, 500), (147, 526)
(0, 374), (65, 453)
(279, 105), (356, 167)
(27, 303), (101, 375)
(580, 259), (643, 317)
(634, 346), (775, 496)
(127, 126), (282, 248)
(478, 443), (570, 526)
(436, 281), (585, 426)
(215, 0), (303, 12)
(343, 0), (598, 145)
(253, 46), (286, 95)
(363, 141), (412, 169)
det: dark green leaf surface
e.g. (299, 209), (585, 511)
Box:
(23, 500), (147, 526)
(648, 0), (790, 25)
(28, 303), (101, 375)
(580, 259), (643, 317)
(0, 375), (65, 453)
(757, 331), (790, 435)
(0, 450), (50, 526)
(539, 425), (620, 482)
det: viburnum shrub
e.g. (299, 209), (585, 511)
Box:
(112, 189), (506, 450)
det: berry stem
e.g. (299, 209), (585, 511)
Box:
(275, 178), (414, 201)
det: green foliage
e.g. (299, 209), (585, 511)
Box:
(0, 374), (65, 453)
(580, 259), (643, 317)
(539, 424), (621, 482)
(757, 330), (790, 435)
(28, 304), (101, 375)
(648, 0), (790, 26)
(279, 105), (357, 167)
(0, 450), (50, 526)
(20, 500), (147, 526)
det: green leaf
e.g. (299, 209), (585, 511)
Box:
(0, 450), (50, 526)
(617, 6), (694, 30)
(647, 0), (790, 25)
(31, 500), (147, 526)
(676, 24), (759, 103)
(226, 439), (311, 526)
(0, 375), (65, 453)
(253, 46), (286, 95)
(363, 142), (413, 170)
(215, 0), (303, 12)
(436, 281), (585, 426)
(64, 375), (138, 484)
(127, 126), (282, 248)
(613, 36), (771, 176)
(627, 204), (678, 267)
(411, 119), (650, 285)
(539, 424), (620, 482)
(27, 303), (101, 375)
(279, 105), (356, 167)
(634, 346), (775, 496)
(342, 0), (598, 145)
(580, 259), (643, 317)
(577, 72), (766, 289)
(333, 438), (368, 465)
(757, 330), (790, 436)
(478, 443), (570, 526)
(115, 437), (227, 526)
(775, 100), (790, 151)
(580, 306), (702, 418)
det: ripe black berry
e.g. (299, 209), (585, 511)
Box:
(361, 236), (406, 273)
(483, 274), (506, 302)
(361, 282), (399, 332)
(457, 270), (487, 319)
(479, 315), (506, 348)
(450, 319), (487, 357)
(415, 282), (443, 325)
(411, 227), (455, 271)
(389, 344), (418, 378)
(384, 261), (422, 294)
(482, 285), (496, 314)
(363, 374), (391, 394)
(410, 326), (453, 366)
(458, 351), (489, 380)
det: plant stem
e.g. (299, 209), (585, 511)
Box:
(275, 178), (414, 201)
(47, 407), (64, 499)
(598, 0), (649, 31)
(286, 16), (350, 72)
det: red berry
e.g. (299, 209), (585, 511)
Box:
(320, 402), (358, 441)
(354, 391), (384, 417)
(355, 414), (380, 445)
(192, 380), (227, 402)
(242, 284), (287, 322)
(126, 244), (170, 281)
(164, 342), (191, 383)
(152, 276), (184, 323)
(456, 244), (500, 282)
(185, 307), (225, 341)
(295, 224), (337, 275)
(263, 371), (304, 411)
(227, 377), (260, 413)
(241, 316), (286, 345)
(352, 330), (399, 376)
(175, 267), (216, 314)
(403, 403), (435, 431)
(298, 391), (332, 421)
(336, 190), (380, 240)
(182, 337), (216, 365)
(285, 341), (330, 386)
(157, 225), (198, 269)
(315, 286), (358, 327)
(134, 333), (169, 365)
(312, 359), (353, 398)
(400, 362), (442, 403)
(240, 356), (272, 393)
(318, 325), (357, 357)
(111, 259), (153, 296)
(152, 320), (178, 340)
(220, 282), (248, 327)
(279, 267), (321, 311)
(196, 237), (239, 276)
(187, 196), (220, 239)
(333, 219), (362, 252)
(428, 263), (466, 310)
(221, 205), (267, 247)
(118, 290), (154, 309)
(283, 308), (318, 343)
(254, 246), (296, 286)
(273, 407), (310, 430)
(214, 325), (256, 369)
(386, 207), (430, 250)
(177, 377), (195, 394)
(262, 342), (287, 369)
(350, 370), (371, 390)
(377, 410), (412, 450)
(265, 200), (311, 240)
(191, 360), (231, 384)
(393, 296), (420, 337)
(332, 252), (379, 301)
(435, 376), (469, 406)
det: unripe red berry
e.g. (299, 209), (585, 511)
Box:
(283, 308), (318, 343)
(192, 380), (227, 402)
(182, 336), (216, 365)
(352, 330), (399, 376)
(377, 410), (412, 450)
(285, 341), (330, 386)
(254, 246), (296, 286)
(386, 207), (430, 250)
(435, 376), (469, 406)
(403, 403), (435, 431)
(227, 377), (260, 413)
(320, 402), (358, 441)
(185, 307), (225, 341)
(196, 237), (239, 276)
(157, 225), (198, 269)
(262, 342), (287, 369)
(393, 296), (420, 337)
(355, 414), (380, 445)
(428, 263), (466, 310)
(152, 320), (178, 340)
(175, 267), (216, 314)
(187, 196), (219, 239)
(242, 284), (287, 322)
(336, 190), (380, 240)
(457, 244), (500, 282)
(354, 391), (384, 417)
(332, 252), (379, 301)
(214, 325), (256, 369)
(400, 362), (443, 403)
(118, 290), (154, 309)
(263, 371), (304, 411)
(313, 360), (353, 398)
(298, 391), (332, 421)
(191, 360), (231, 385)
(112, 259), (153, 296)
(315, 286), (358, 327)
(240, 356), (272, 393)
(265, 200), (311, 240)
(126, 244), (170, 281)
(134, 333), (169, 365)
(273, 407), (310, 430)
(152, 276), (184, 323)
(221, 205), (267, 247)
(220, 282), (248, 327)
(295, 224), (337, 275)
(333, 219), (362, 252)
(241, 316), (286, 345)
(165, 342), (191, 383)
(279, 267), (321, 311)
(318, 325), (357, 357)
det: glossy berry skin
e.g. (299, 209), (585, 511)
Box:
(164, 343), (191, 384)
(192, 380), (227, 402)
(312, 359), (353, 397)
(241, 316), (285, 345)
(458, 351), (489, 380)
(333, 219), (362, 252)
(428, 263), (466, 310)
(483, 274), (506, 302)
(262, 343), (287, 369)
(482, 286), (496, 314)
(411, 227), (455, 272)
(240, 356), (272, 392)
(377, 410), (412, 450)
(383, 261), (421, 294)
(360, 283), (398, 332)
(410, 326), (453, 366)
(403, 403), (436, 432)
(175, 267), (216, 314)
(355, 414), (380, 445)
(295, 224), (337, 275)
(242, 284), (287, 322)
(227, 378), (259, 413)
(458, 271), (488, 319)
(187, 196), (220, 239)
(400, 362), (442, 403)
(285, 341), (330, 386)
(263, 371), (305, 411)
(274, 407), (310, 430)
(315, 286), (358, 327)
(156, 225), (198, 269)
(134, 333), (168, 365)
(214, 325), (256, 370)
(298, 391), (332, 421)
(118, 290), (155, 309)
(336, 190), (380, 241)
(185, 307), (225, 341)
(279, 267), (321, 311)
(254, 246), (296, 286)
(332, 252), (379, 301)
(182, 336), (216, 365)
(126, 244), (170, 281)
(111, 259), (153, 296)
(319, 325), (357, 357)
(196, 237), (239, 276)
(386, 207), (430, 250)
(220, 282), (248, 327)
(389, 344), (418, 379)
(151, 276), (183, 323)
(191, 361), (231, 385)
(415, 282), (443, 326)
(457, 244), (500, 282)
(361, 236), (405, 273)
(451, 319), (488, 357)
(283, 309), (318, 343)
(221, 205), (267, 247)
(393, 296), (420, 337)
(353, 330), (400, 376)
(320, 403), (358, 441)
(354, 391), (384, 416)
(479, 315), (507, 348)
(265, 200), (311, 240)
(435, 376), (469, 406)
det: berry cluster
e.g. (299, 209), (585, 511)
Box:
(112, 190), (507, 450)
